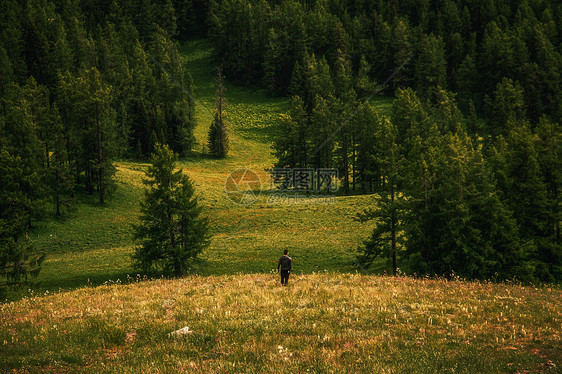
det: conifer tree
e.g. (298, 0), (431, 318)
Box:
(332, 50), (356, 194)
(274, 95), (308, 168)
(288, 60), (305, 98)
(310, 94), (337, 169)
(356, 114), (405, 275)
(534, 116), (561, 280)
(263, 28), (281, 95)
(489, 78), (526, 138)
(0, 149), (45, 285)
(208, 68), (229, 158)
(415, 33), (447, 94)
(353, 103), (379, 192)
(46, 104), (74, 216)
(80, 67), (117, 204)
(133, 144), (210, 276)
(355, 55), (376, 97)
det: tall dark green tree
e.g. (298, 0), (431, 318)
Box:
(491, 123), (553, 280)
(333, 50), (356, 194)
(0, 149), (44, 285)
(415, 34), (447, 94)
(208, 68), (229, 158)
(274, 95), (308, 168)
(534, 116), (561, 280)
(355, 55), (376, 98)
(45, 104), (74, 216)
(73, 67), (117, 204)
(262, 27), (281, 95)
(489, 77), (526, 138)
(356, 114), (405, 275)
(133, 144), (210, 276)
(404, 127), (524, 279)
(310, 94), (337, 169)
(353, 103), (379, 192)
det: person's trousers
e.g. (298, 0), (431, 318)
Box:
(280, 270), (290, 285)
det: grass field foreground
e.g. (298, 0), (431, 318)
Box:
(1, 274), (560, 373)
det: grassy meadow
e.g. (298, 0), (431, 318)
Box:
(2, 38), (560, 373)
(1, 274), (560, 373)
(22, 38), (381, 296)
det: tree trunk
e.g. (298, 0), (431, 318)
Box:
(55, 160), (60, 216)
(96, 102), (104, 205)
(169, 215), (181, 276)
(86, 163), (92, 195)
(423, 167), (430, 262)
(352, 134), (356, 191)
(342, 126), (349, 195)
(391, 182), (397, 276)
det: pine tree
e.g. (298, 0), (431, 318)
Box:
(355, 55), (376, 98)
(175, 70), (196, 155)
(427, 89), (464, 135)
(456, 54), (479, 114)
(489, 77), (526, 138)
(0, 44), (15, 113)
(403, 126), (524, 279)
(174, 0), (195, 39)
(208, 68), (229, 158)
(274, 95), (308, 168)
(263, 28), (281, 95)
(390, 18), (412, 89)
(333, 50), (356, 194)
(0, 149), (45, 285)
(2, 80), (47, 220)
(534, 116), (561, 280)
(356, 114), (405, 275)
(310, 94), (337, 169)
(391, 87), (431, 150)
(288, 60), (305, 98)
(415, 33), (447, 94)
(46, 104), (74, 216)
(353, 103), (379, 192)
(82, 67), (117, 204)
(133, 144), (210, 276)
(492, 123), (552, 280)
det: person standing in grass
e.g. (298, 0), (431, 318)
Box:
(277, 249), (292, 286)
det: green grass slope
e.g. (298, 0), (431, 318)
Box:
(1, 274), (560, 373)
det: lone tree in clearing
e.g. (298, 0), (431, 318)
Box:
(208, 68), (229, 158)
(133, 144), (210, 276)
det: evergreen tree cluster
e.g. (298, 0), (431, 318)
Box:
(210, 0), (561, 124)
(208, 0), (562, 281)
(0, 0), (200, 283)
(276, 72), (560, 281)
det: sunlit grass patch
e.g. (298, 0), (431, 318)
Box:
(1, 274), (560, 373)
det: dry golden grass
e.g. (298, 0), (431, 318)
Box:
(1, 273), (560, 373)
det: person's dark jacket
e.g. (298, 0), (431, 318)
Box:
(278, 255), (292, 272)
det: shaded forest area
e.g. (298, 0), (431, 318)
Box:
(0, 0), (207, 283)
(209, 0), (561, 281)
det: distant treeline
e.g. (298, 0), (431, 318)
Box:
(210, 0), (561, 122)
(0, 0), (207, 283)
(209, 0), (561, 282)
